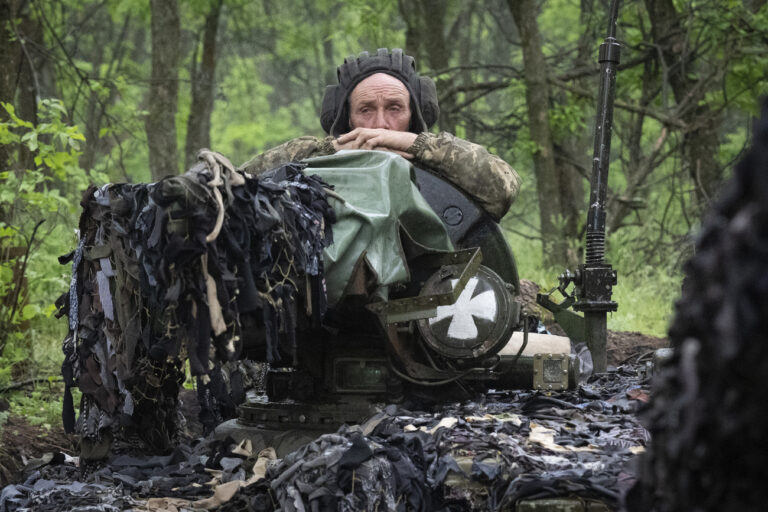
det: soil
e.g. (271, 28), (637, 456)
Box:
(606, 330), (668, 366)
(0, 414), (77, 488)
(0, 388), (205, 488)
(0, 283), (668, 487)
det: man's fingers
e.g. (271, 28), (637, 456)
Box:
(337, 127), (378, 144)
(336, 129), (416, 156)
(355, 132), (378, 146)
(337, 133), (372, 149)
(335, 139), (362, 150)
(336, 131), (373, 150)
(362, 136), (383, 150)
(373, 147), (414, 159)
(337, 128), (387, 144)
(336, 128), (362, 144)
(390, 149), (414, 159)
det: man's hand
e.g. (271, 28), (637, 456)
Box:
(333, 128), (418, 159)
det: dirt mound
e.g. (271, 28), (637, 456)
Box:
(607, 330), (667, 366)
(0, 388), (205, 487)
(517, 278), (550, 320)
(0, 415), (77, 488)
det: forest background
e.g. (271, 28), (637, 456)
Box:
(1, 0), (767, 427)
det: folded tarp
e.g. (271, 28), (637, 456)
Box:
(305, 150), (454, 305)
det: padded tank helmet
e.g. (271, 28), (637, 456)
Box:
(321, 48), (440, 136)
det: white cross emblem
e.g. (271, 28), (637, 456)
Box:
(428, 277), (497, 340)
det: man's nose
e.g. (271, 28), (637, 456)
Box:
(372, 108), (388, 129)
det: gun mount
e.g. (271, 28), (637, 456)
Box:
(538, 0), (620, 373)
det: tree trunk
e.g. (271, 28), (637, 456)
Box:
(16, 4), (41, 129)
(185, 0), (222, 170)
(645, 0), (722, 212)
(81, 13), (107, 172)
(322, 37), (335, 87)
(0, 0), (54, 172)
(745, 0), (767, 13)
(550, 0), (596, 267)
(397, 0), (457, 133)
(607, 53), (664, 234)
(80, 13), (132, 172)
(397, 0), (423, 65)
(146, 0), (180, 180)
(508, 0), (567, 267)
(0, 0), (20, 170)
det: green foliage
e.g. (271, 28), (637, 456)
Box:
(4, 385), (70, 429)
(605, 227), (683, 336)
(2, 0), (764, 400)
(0, 99), (99, 384)
(539, 0), (582, 53)
(343, 0), (404, 49)
(549, 94), (588, 141)
(610, 266), (680, 337)
(211, 67), (314, 164)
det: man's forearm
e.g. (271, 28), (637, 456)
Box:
(408, 132), (521, 220)
(239, 131), (521, 221)
(239, 136), (336, 175)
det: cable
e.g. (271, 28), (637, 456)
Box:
(505, 317), (530, 371)
(387, 358), (475, 387)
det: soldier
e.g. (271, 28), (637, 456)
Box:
(239, 48), (521, 221)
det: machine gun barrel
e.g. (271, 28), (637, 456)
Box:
(586, 0), (620, 247)
(570, 0), (621, 372)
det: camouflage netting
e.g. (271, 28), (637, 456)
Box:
(55, 151), (335, 456)
(627, 99), (768, 510)
(1, 363), (650, 511)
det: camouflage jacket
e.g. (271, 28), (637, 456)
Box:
(239, 131), (521, 220)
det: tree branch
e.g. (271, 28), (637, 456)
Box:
(439, 80), (511, 104)
(556, 53), (651, 81)
(0, 376), (62, 394)
(548, 77), (687, 128)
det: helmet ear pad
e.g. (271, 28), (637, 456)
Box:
(418, 76), (440, 129)
(320, 85), (341, 134)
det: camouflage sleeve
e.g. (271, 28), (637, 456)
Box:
(238, 136), (336, 175)
(408, 131), (521, 220)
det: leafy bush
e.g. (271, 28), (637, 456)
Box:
(5, 387), (63, 428)
(0, 99), (104, 384)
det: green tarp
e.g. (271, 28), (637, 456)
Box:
(304, 150), (454, 305)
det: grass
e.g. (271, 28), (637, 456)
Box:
(506, 229), (682, 338)
(0, 378), (81, 435)
(6, 387), (66, 429)
(609, 266), (680, 336)
(0, 316), (73, 434)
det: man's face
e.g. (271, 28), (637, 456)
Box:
(348, 73), (411, 132)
